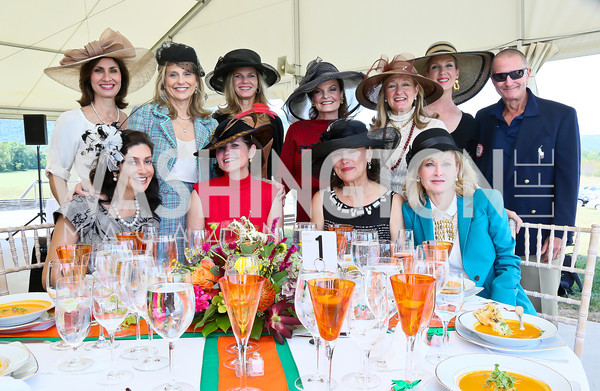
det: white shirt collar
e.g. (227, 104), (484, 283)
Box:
(431, 194), (457, 220)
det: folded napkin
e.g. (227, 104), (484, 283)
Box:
(201, 335), (299, 391)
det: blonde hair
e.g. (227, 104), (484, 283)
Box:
(152, 63), (212, 120)
(371, 75), (436, 129)
(215, 70), (271, 122)
(405, 150), (477, 209)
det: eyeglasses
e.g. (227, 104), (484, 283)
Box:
(491, 68), (527, 82)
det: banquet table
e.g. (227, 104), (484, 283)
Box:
(4, 299), (590, 391)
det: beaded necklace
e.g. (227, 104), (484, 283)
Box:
(389, 120), (416, 171)
(112, 198), (140, 230)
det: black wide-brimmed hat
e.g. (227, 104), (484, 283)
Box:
(155, 42), (205, 76)
(406, 128), (462, 166)
(311, 119), (398, 177)
(414, 41), (494, 105)
(356, 54), (443, 110)
(195, 104), (275, 156)
(283, 57), (364, 121)
(205, 49), (280, 93)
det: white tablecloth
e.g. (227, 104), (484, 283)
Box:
(20, 303), (589, 391)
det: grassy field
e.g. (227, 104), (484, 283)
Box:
(0, 169), (52, 199)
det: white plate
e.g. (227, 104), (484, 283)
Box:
(4, 342), (38, 380)
(0, 293), (54, 327)
(0, 311), (54, 333)
(435, 353), (572, 390)
(455, 318), (566, 352)
(0, 344), (30, 376)
(463, 278), (476, 291)
(457, 309), (558, 347)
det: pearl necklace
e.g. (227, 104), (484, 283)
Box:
(177, 113), (191, 120)
(112, 198), (140, 229)
(91, 102), (120, 125)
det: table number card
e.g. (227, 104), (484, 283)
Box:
(300, 231), (337, 272)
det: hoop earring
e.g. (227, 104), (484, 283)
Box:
(453, 79), (460, 91)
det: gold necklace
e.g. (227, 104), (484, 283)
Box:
(390, 116), (413, 131)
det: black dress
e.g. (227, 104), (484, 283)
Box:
(450, 112), (478, 159)
(213, 112), (284, 178)
(323, 187), (396, 241)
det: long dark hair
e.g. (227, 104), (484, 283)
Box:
(308, 79), (350, 120)
(90, 130), (161, 212)
(77, 57), (130, 109)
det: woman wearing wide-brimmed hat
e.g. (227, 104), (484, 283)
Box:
(206, 49), (283, 178)
(414, 41), (493, 157)
(44, 28), (156, 205)
(187, 105), (284, 236)
(311, 119), (402, 241)
(356, 54), (445, 194)
(402, 128), (535, 314)
(127, 42), (217, 250)
(280, 58), (364, 222)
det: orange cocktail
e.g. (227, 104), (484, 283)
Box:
(393, 252), (415, 274)
(116, 231), (145, 251)
(423, 240), (453, 256)
(390, 274), (435, 381)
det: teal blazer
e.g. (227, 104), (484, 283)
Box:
(402, 188), (535, 315)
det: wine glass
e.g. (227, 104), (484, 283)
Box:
(294, 271), (338, 390)
(308, 277), (355, 391)
(186, 229), (207, 265)
(426, 270), (464, 364)
(46, 259), (87, 351)
(116, 231), (145, 250)
(92, 273), (132, 384)
(343, 270), (389, 389)
(84, 247), (115, 351)
(368, 257), (404, 372)
(414, 245), (449, 294)
(219, 274), (266, 391)
(149, 235), (178, 273)
(146, 269), (196, 391)
(389, 274), (436, 382)
(392, 230), (414, 273)
(55, 276), (93, 371)
(351, 240), (379, 271)
(220, 227), (239, 255)
(293, 222), (317, 254)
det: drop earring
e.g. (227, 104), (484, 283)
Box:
(367, 161), (372, 170)
(453, 79), (460, 91)
(416, 176), (421, 182)
(195, 87), (199, 95)
(113, 173), (118, 182)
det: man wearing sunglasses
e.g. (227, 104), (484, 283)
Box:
(474, 48), (581, 317)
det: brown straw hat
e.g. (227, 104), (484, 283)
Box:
(414, 41), (493, 105)
(356, 54), (443, 110)
(44, 28), (156, 93)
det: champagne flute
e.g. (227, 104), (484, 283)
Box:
(186, 229), (207, 265)
(414, 245), (449, 293)
(343, 270), (388, 389)
(92, 273), (132, 384)
(220, 227), (239, 255)
(393, 230), (414, 274)
(390, 274), (436, 382)
(147, 269), (196, 391)
(426, 270), (464, 364)
(46, 259), (87, 351)
(149, 235), (178, 273)
(368, 257), (404, 372)
(55, 276), (93, 371)
(294, 271), (338, 390)
(308, 277), (355, 391)
(219, 274), (266, 391)
(84, 247), (114, 351)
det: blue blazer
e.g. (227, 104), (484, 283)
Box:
(402, 188), (536, 315)
(475, 90), (580, 255)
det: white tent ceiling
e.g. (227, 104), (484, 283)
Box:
(2, 0), (600, 120)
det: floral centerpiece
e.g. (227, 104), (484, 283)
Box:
(183, 217), (302, 343)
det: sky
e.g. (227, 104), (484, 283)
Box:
(459, 53), (600, 135)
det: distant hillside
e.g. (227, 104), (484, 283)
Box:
(581, 135), (600, 152)
(0, 119), (55, 144)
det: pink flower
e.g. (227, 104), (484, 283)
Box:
(270, 217), (280, 233)
(202, 242), (212, 252)
(194, 285), (213, 312)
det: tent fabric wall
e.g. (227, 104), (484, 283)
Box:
(1, 0), (599, 120)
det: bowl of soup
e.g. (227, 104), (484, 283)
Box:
(435, 353), (572, 391)
(457, 309), (558, 347)
(0, 293), (54, 327)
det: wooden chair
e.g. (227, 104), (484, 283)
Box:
(0, 223), (54, 296)
(511, 222), (600, 359)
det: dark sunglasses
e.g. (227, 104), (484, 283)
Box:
(491, 68), (527, 82)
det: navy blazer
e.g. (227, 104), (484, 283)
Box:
(403, 189), (536, 314)
(475, 89), (580, 255)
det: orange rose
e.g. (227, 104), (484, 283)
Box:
(192, 259), (216, 291)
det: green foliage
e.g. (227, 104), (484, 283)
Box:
(0, 142), (46, 172)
